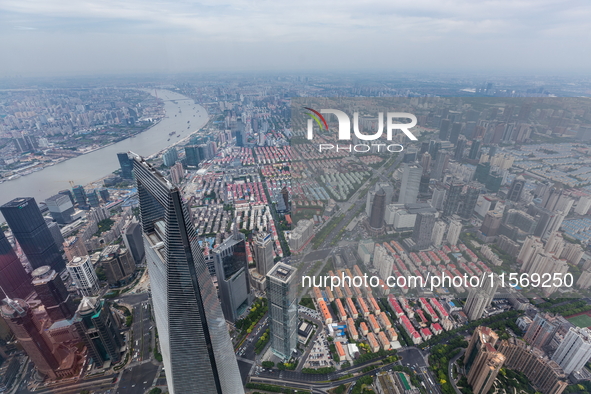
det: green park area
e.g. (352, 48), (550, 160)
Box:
(567, 314), (591, 328)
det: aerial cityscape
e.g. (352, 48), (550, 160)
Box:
(0, 74), (591, 394)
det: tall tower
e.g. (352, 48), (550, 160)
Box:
(398, 164), (422, 204)
(117, 152), (134, 179)
(551, 327), (591, 374)
(266, 263), (297, 361)
(132, 153), (244, 394)
(73, 297), (124, 367)
(412, 211), (436, 250)
(466, 327), (504, 394)
(464, 274), (498, 320)
(369, 189), (386, 230)
(0, 231), (34, 300)
(507, 175), (526, 202)
(0, 197), (65, 272)
(254, 232), (274, 276)
(1, 298), (60, 379)
(31, 265), (76, 321)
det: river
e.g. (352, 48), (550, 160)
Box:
(0, 89), (209, 218)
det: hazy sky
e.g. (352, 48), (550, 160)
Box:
(1, 0), (590, 77)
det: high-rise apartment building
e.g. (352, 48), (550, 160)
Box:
(412, 211), (436, 250)
(266, 263), (297, 361)
(524, 313), (561, 350)
(0, 231), (34, 300)
(447, 219), (462, 245)
(162, 147), (178, 167)
(467, 339), (504, 394)
(551, 327), (591, 375)
(0, 197), (65, 272)
(133, 153), (243, 394)
(398, 164), (422, 204)
(99, 245), (136, 285)
(431, 221), (446, 247)
(464, 274), (498, 320)
(254, 232), (274, 276)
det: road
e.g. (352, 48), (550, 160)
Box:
(398, 347), (441, 394)
(235, 314), (269, 384)
(448, 348), (465, 394)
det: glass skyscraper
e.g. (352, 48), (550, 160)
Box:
(0, 197), (65, 272)
(266, 262), (297, 361)
(132, 153), (244, 394)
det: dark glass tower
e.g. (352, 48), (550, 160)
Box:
(369, 189), (386, 229)
(132, 153), (244, 394)
(117, 152), (134, 179)
(0, 231), (34, 300)
(31, 265), (76, 321)
(72, 185), (87, 206)
(507, 175), (526, 202)
(0, 197), (65, 272)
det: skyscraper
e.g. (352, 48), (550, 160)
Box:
(254, 232), (274, 276)
(465, 327), (504, 394)
(412, 211), (436, 250)
(123, 222), (145, 264)
(267, 262), (297, 361)
(468, 139), (482, 160)
(31, 265), (76, 321)
(99, 245), (136, 286)
(432, 150), (449, 181)
(447, 219), (462, 245)
(464, 274), (498, 320)
(162, 147), (178, 167)
(551, 327), (591, 374)
(524, 313), (561, 350)
(132, 153), (243, 394)
(73, 297), (124, 367)
(0, 197), (65, 272)
(67, 256), (100, 296)
(369, 189), (386, 231)
(1, 298), (60, 379)
(507, 175), (526, 202)
(443, 182), (464, 217)
(0, 231), (34, 300)
(398, 164), (422, 204)
(459, 183), (482, 219)
(212, 231), (252, 322)
(72, 185), (87, 206)
(439, 119), (451, 140)
(184, 145), (202, 167)
(117, 152), (134, 179)
(45, 194), (75, 224)
(449, 122), (463, 144)
(454, 136), (467, 161)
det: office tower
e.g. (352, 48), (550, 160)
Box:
(99, 245), (135, 286)
(412, 212), (436, 250)
(464, 274), (498, 320)
(465, 326), (499, 374)
(449, 122), (463, 144)
(281, 186), (290, 212)
(212, 231), (252, 323)
(447, 219), (462, 245)
(72, 185), (87, 206)
(254, 232), (274, 276)
(184, 145), (202, 167)
(432, 150), (449, 181)
(524, 313), (561, 350)
(467, 339), (504, 394)
(266, 263), (297, 361)
(507, 175), (526, 202)
(474, 163), (490, 184)
(439, 119), (451, 140)
(459, 183), (482, 219)
(480, 211), (502, 237)
(86, 189), (100, 208)
(73, 297), (124, 367)
(67, 256), (100, 296)
(443, 182), (463, 217)
(485, 172), (503, 193)
(454, 136), (467, 161)
(469, 139), (482, 160)
(398, 164), (422, 204)
(46, 221), (65, 252)
(498, 338), (568, 394)
(133, 153), (244, 394)
(421, 152), (431, 174)
(123, 222), (145, 264)
(117, 152), (134, 179)
(31, 265), (76, 321)
(419, 174), (430, 194)
(1, 298), (60, 379)
(369, 189), (386, 230)
(99, 188), (110, 203)
(403, 149), (417, 163)
(431, 220), (446, 247)
(45, 194), (75, 224)
(0, 231), (34, 300)
(431, 187), (446, 210)
(375, 182), (395, 205)
(0, 197), (65, 272)
(552, 327), (591, 374)
(58, 189), (75, 206)
(162, 147), (178, 167)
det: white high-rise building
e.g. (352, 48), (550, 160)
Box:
(552, 327), (591, 374)
(517, 236), (544, 268)
(398, 164), (422, 204)
(373, 244), (394, 280)
(464, 274), (498, 320)
(66, 256), (100, 296)
(575, 196), (591, 216)
(431, 221), (446, 247)
(447, 219), (462, 245)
